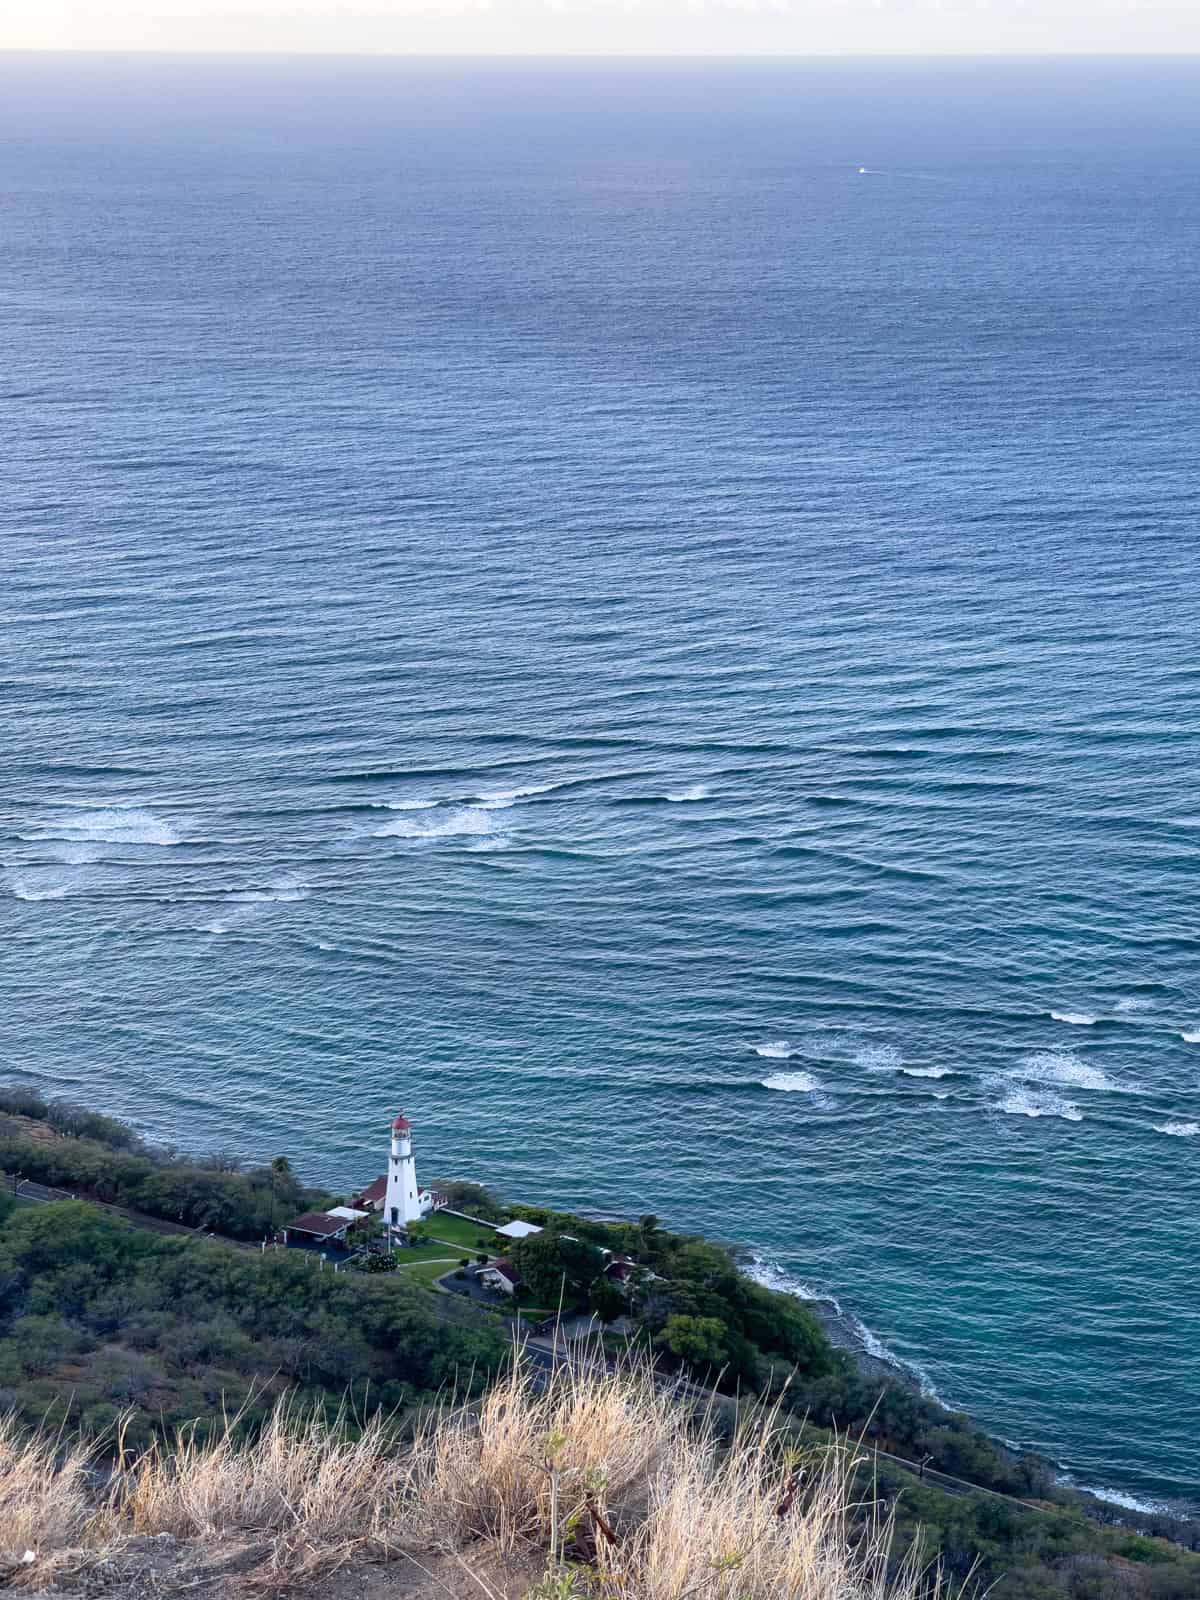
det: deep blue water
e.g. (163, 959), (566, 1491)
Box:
(3, 53), (1199, 1510)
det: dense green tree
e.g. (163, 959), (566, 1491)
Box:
(587, 1276), (627, 1325)
(509, 1230), (605, 1306)
(656, 1313), (727, 1368)
(0, 1130), (332, 1240)
(428, 1179), (501, 1215)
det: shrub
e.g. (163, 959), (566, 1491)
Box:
(0, 1084), (49, 1120)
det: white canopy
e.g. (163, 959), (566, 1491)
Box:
(495, 1219), (543, 1239)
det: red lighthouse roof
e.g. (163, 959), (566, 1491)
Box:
(391, 1113), (411, 1131)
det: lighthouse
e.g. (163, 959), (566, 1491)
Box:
(384, 1112), (423, 1229)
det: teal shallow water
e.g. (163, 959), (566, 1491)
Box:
(2, 54), (1198, 1510)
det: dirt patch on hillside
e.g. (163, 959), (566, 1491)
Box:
(0, 1113), (61, 1146)
(21, 1538), (542, 1600)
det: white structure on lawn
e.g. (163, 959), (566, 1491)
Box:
(385, 1112), (434, 1229)
(495, 1219), (542, 1241)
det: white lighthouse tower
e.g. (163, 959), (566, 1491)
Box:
(384, 1112), (423, 1230)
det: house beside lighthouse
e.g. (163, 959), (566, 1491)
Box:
(281, 1111), (447, 1257)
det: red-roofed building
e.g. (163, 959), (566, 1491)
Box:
(284, 1210), (366, 1248)
(478, 1258), (520, 1295)
(354, 1176), (388, 1211)
(354, 1173), (446, 1218)
(604, 1255), (637, 1284)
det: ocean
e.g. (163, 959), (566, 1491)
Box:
(2, 52), (1198, 1511)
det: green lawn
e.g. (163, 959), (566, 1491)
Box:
(397, 1257), (461, 1286)
(419, 1212), (499, 1251)
(391, 1236), (459, 1263)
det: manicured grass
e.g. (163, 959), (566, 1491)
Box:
(392, 1237), (458, 1263)
(420, 1211), (498, 1251)
(398, 1257), (461, 1286)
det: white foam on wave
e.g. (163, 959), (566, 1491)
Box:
(1050, 1011), (1097, 1026)
(1153, 1120), (1199, 1138)
(374, 806), (499, 841)
(379, 798), (437, 812)
(901, 1065), (952, 1078)
(29, 807), (180, 847)
(1018, 1051), (1122, 1093)
(748, 1255), (840, 1311)
(1071, 1482), (1171, 1515)
(1114, 997), (1154, 1015)
(467, 837), (510, 853)
(1000, 1088), (1084, 1122)
(747, 1257), (939, 1396)
(665, 783), (710, 802)
(762, 1070), (819, 1093)
(856, 1043), (901, 1072)
(475, 780), (563, 810)
(11, 877), (68, 902)
(931, 1090), (951, 1100)
(754, 1040), (797, 1059)
(203, 921), (229, 935)
(1179, 1030), (1200, 1044)
(50, 843), (101, 865)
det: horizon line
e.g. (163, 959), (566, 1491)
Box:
(3, 46), (1200, 61)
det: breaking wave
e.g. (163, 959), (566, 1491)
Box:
(747, 1257), (939, 1395)
(1070, 1482), (1171, 1515)
(24, 806), (180, 847)
(855, 1043), (901, 1072)
(1179, 1030), (1200, 1044)
(665, 783), (709, 802)
(1000, 1088), (1084, 1122)
(1153, 1121), (1199, 1138)
(754, 1040), (798, 1059)
(374, 806), (499, 841)
(474, 780), (563, 809)
(1050, 1011), (1097, 1026)
(762, 1069), (818, 1093)
(11, 877), (68, 901)
(901, 1065), (952, 1078)
(1017, 1051), (1122, 1093)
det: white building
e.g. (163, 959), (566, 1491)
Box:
(384, 1112), (437, 1230)
(478, 1259), (519, 1295)
(495, 1219), (543, 1241)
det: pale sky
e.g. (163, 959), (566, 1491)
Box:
(1, 0), (1197, 57)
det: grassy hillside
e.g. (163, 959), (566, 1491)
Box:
(2, 1353), (931, 1599)
(0, 1193), (506, 1452)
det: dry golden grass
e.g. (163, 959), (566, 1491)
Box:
(0, 1412), (114, 1587)
(610, 1404), (924, 1600)
(401, 1351), (686, 1556)
(120, 1399), (398, 1541)
(3, 1349), (938, 1599)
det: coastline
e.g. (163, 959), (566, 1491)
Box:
(745, 1253), (1185, 1524)
(2, 1089), (1190, 1530)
